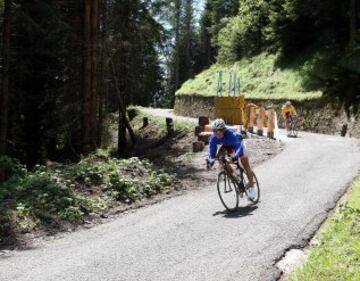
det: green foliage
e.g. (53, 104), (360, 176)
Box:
(59, 206), (84, 222)
(0, 156), (177, 244)
(302, 47), (360, 116)
(196, 0), (240, 72)
(14, 203), (37, 233)
(217, 0), (269, 63)
(183, 0), (359, 113)
(61, 156), (176, 203)
(217, 0), (351, 63)
(176, 51), (322, 100)
(0, 156), (25, 177)
(289, 178), (360, 281)
(109, 0), (164, 108)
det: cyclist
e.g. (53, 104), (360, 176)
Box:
(207, 119), (256, 199)
(281, 101), (297, 131)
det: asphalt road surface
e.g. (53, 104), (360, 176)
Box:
(1, 111), (360, 281)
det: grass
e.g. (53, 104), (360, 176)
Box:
(0, 155), (177, 245)
(130, 106), (194, 138)
(176, 51), (323, 101)
(101, 107), (194, 151)
(289, 178), (360, 281)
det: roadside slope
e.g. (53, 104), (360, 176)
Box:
(0, 132), (359, 281)
(176, 52), (322, 100)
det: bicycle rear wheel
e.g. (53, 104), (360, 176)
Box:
(217, 171), (239, 212)
(292, 120), (298, 137)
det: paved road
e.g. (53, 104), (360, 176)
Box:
(1, 111), (360, 281)
(141, 108), (198, 123)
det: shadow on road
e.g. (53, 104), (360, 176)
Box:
(212, 205), (258, 218)
(0, 244), (39, 260)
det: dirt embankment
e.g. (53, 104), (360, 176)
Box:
(174, 95), (360, 138)
(131, 115), (283, 187)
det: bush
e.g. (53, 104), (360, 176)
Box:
(0, 156), (177, 244)
(0, 156), (25, 183)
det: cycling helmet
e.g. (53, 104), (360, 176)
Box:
(212, 119), (226, 131)
(286, 101), (292, 106)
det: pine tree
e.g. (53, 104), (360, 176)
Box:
(349, 0), (358, 47)
(0, 0), (167, 164)
(109, 0), (163, 154)
(173, 0), (182, 93)
(82, 0), (100, 155)
(199, 1), (213, 68)
(0, 0), (11, 156)
(183, 0), (194, 79)
(198, 0), (239, 69)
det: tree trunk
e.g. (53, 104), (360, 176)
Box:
(0, 0), (11, 156)
(117, 0), (131, 156)
(83, 0), (92, 154)
(184, 0), (193, 79)
(109, 59), (136, 146)
(118, 43), (128, 154)
(349, 0), (358, 47)
(25, 96), (42, 169)
(90, 0), (99, 149)
(97, 0), (107, 147)
(174, 0), (181, 94)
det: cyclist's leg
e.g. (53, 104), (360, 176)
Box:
(285, 112), (291, 130)
(216, 146), (228, 166)
(239, 146), (255, 187)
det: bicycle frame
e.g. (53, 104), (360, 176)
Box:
(217, 155), (246, 193)
(286, 115), (298, 137)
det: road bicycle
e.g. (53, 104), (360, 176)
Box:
(207, 154), (260, 212)
(287, 115), (298, 138)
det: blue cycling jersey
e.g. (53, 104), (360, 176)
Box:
(208, 129), (245, 162)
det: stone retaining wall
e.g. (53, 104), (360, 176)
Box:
(174, 95), (360, 138)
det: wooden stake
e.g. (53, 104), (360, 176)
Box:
(267, 110), (276, 139)
(166, 118), (174, 137)
(257, 107), (266, 136)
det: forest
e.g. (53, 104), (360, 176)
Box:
(0, 0), (358, 167)
(0, 0), (202, 167)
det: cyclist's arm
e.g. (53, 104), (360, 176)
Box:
(208, 135), (218, 163)
(291, 105), (297, 115)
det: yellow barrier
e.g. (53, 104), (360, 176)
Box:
(215, 95), (246, 125)
(213, 95), (278, 139)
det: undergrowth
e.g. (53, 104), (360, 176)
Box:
(0, 155), (177, 245)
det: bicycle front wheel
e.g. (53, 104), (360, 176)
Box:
(244, 172), (260, 204)
(217, 171), (239, 212)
